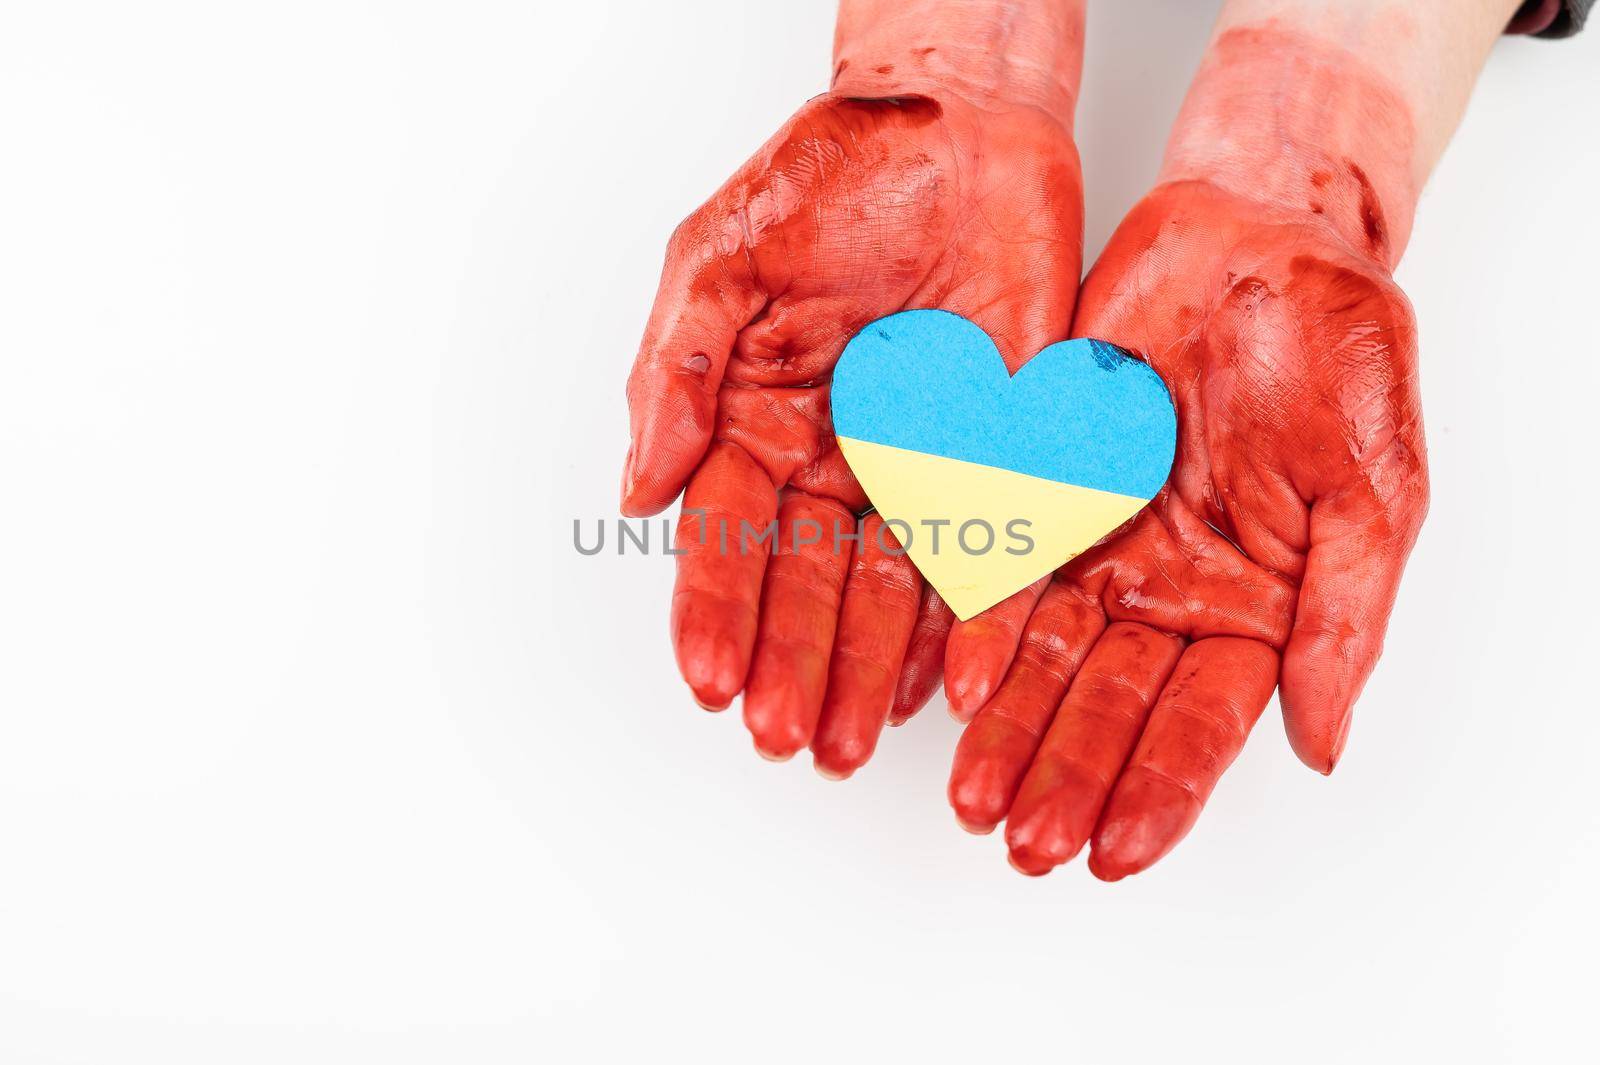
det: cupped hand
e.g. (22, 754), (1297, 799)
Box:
(623, 89), (1083, 772)
(944, 178), (1429, 876)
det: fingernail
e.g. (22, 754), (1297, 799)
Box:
(946, 662), (996, 720)
(1006, 848), (1053, 877)
(947, 758), (1011, 834)
(1086, 851), (1130, 882)
(813, 759), (852, 782)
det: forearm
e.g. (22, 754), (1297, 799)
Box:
(832, 0), (1086, 127)
(1160, 0), (1522, 264)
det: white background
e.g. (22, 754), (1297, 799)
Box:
(2, 2), (1596, 1061)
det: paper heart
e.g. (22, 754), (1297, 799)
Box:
(831, 310), (1176, 620)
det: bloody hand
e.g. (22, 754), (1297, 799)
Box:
(622, 4), (1086, 772)
(945, 130), (1429, 878)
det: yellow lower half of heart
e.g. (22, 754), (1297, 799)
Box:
(837, 437), (1149, 621)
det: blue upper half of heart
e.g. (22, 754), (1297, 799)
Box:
(831, 310), (1177, 500)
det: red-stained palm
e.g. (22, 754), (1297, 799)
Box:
(623, 91), (1083, 770)
(947, 178), (1429, 877)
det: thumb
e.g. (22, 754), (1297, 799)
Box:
(621, 220), (765, 517)
(1280, 474), (1428, 773)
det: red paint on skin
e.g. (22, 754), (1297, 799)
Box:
(948, 494), (1295, 840)
(624, 74), (1085, 758)
(1347, 161), (1389, 258)
(1003, 622), (1185, 876)
(887, 586), (955, 726)
(1161, 27), (1419, 268)
(948, 167), (1428, 879)
(944, 576), (1050, 720)
(811, 513), (922, 777)
(832, 0), (1085, 124)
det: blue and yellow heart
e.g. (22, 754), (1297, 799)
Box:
(832, 310), (1176, 621)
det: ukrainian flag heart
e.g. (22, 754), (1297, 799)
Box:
(832, 310), (1177, 621)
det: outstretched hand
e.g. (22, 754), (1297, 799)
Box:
(623, 88), (1084, 772)
(946, 178), (1428, 877)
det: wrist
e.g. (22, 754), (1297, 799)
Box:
(831, 0), (1085, 127)
(1159, 1), (1520, 266)
(1158, 25), (1420, 267)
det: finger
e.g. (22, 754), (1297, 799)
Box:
(622, 219), (767, 517)
(887, 586), (955, 727)
(943, 576), (1051, 722)
(947, 582), (1104, 834)
(1003, 622), (1184, 876)
(742, 492), (856, 760)
(1280, 476), (1427, 773)
(1089, 638), (1279, 881)
(811, 514), (922, 779)
(670, 444), (778, 710)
